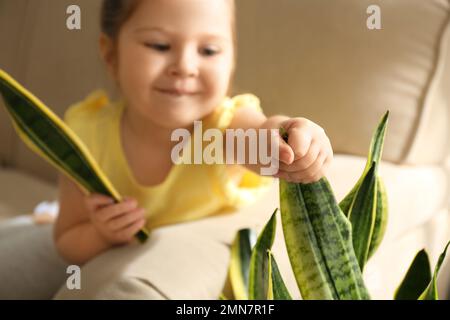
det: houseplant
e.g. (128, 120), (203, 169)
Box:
(223, 111), (449, 300)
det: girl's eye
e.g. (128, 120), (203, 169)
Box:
(145, 43), (170, 51)
(201, 47), (220, 57)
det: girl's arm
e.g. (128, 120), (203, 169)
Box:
(54, 174), (113, 265)
(54, 174), (146, 265)
(227, 104), (292, 134)
(227, 106), (334, 183)
(227, 105), (291, 173)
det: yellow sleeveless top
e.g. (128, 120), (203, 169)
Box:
(64, 90), (274, 230)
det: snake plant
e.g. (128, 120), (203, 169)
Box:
(0, 69), (149, 242)
(223, 111), (450, 300)
(339, 111), (389, 270)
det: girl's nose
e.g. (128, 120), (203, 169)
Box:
(168, 49), (199, 78)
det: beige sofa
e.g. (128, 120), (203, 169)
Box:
(0, 0), (449, 299)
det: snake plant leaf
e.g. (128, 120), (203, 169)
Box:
(366, 110), (389, 172)
(248, 209), (278, 300)
(347, 161), (377, 271)
(342, 174), (388, 264)
(0, 69), (149, 242)
(339, 111), (389, 214)
(418, 241), (450, 300)
(228, 228), (257, 300)
(267, 250), (292, 300)
(339, 112), (389, 262)
(279, 178), (370, 300)
(367, 177), (388, 258)
(394, 249), (432, 300)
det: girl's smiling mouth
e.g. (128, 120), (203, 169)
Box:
(155, 88), (200, 97)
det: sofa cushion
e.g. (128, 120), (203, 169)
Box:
(234, 0), (450, 165)
(0, 1), (29, 167)
(0, 168), (57, 221)
(0, 220), (68, 300)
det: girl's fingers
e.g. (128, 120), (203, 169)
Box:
(279, 140), (320, 173)
(122, 196), (135, 203)
(85, 193), (115, 211)
(276, 152), (329, 184)
(291, 151), (328, 183)
(107, 207), (146, 231)
(287, 127), (312, 160)
(274, 170), (294, 182)
(117, 218), (146, 242)
(94, 198), (138, 222)
(277, 140), (319, 172)
(274, 132), (295, 165)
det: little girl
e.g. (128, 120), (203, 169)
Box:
(54, 0), (333, 265)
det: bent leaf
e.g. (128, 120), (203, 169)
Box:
(229, 228), (256, 300)
(339, 111), (389, 214)
(0, 69), (149, 242)
(339, 112), (389, 262)
(347, 162), (377, 271)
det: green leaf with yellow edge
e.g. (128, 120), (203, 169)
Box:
(339, 111), (389, 215)
(0, 69), (149, 242)
(347, 162), (377, 271)
(339, 112), (389, 264)
(248, 209), (278, 300)
(267, 250), (292, 300)
(278, 127), (369, 300)
(228, 228), (256, 300)
(368, 177), (388, 257)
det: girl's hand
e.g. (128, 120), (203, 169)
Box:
(274, 117), (333, 184)
(83, 194), (146, 245)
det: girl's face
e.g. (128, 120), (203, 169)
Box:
(109, 0), (234, 130)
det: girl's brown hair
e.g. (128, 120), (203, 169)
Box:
(101, 0), (236, 50)
(100, 0), (141, 42)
